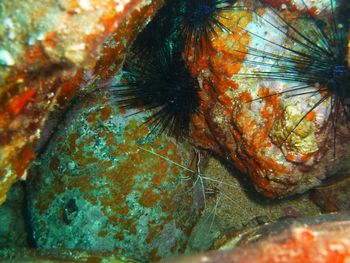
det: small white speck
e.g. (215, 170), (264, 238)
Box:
(115, 0), (130, 12)
(1, 166), (13, 183)
(79, 0), (92, 10)
(4, 18), (15, 40)
(70, 43), (86, 51)
(200, 256), (211, 262)
(36, 129), (41, 138)
(20, 171), (28, 181)
(116, 3), (124, 12)
(68, 162), (76, 170)
(36, 33), (45, 41)
(27, 38), (35, 46)
(0, 49), (15, 66)
(27, 33), (45, 45)
(329, 243), (345, 251)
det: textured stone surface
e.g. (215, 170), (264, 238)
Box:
(0, 0), (163, 205)
(2, 0), (348, 203)
(186, 157), (321, 252)
(215, 212), (350, 250)
(27, 89), (201, 262)
(186, 0), (350, 198)
(168, 212), (350, 263)
(311, 177), (350, 213)
(0, 248), (136, 262)
(0, 182), (29, 249)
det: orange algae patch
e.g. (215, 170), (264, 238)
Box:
(26, 45), (50, 64)
(187, 48), (210, 76)
(249, 172), (275, 198)
(152, 172), (164, 186)
(210, 10), (251, 75)
(263, 0), (320, 16)
(5, 87), (36, 117)
(98, 229), (108, 238)
(13, 146), (36, 178)
(231, 86), (287, 184)
(239, 91), (253, 103)
(300, 152), (315, 162)
(187, 9), (252, 152)
(67, 175), (92, 192)
(149, 248), (161, 262)
(305, 111), (316, 121)
(43, 32), (58, 48)
(94, 0), (164, 80)
(249, 227), (350, 263)
(100, 105), (112, 121)
(259, 86), (281, 123)
(115, 231), (125, 241)
(87, 111), (98, 124)
(122, 119), (150, 142)
(139, 188), (159, 208)
(57, 69), (83, 106)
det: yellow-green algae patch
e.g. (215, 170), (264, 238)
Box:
(270, 105), (318, 157)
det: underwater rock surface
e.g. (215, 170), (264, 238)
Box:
(170, 212), (350, 263)
(0, 248), (136, 263)
(1, 0), (350, 261)
(311, 177), (350, 213)
(27, 90), (201, 262)
(1, 0), (349, 203)
(0, 182), (29, 249)
(185, 0), (350, 198)
(186, 156), (321, 250)
(0, 0), (163, 205)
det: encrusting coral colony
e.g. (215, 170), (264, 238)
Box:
(1, 0), (350, 262)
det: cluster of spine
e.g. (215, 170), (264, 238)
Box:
(237, 0), (350, 148)
(111, 0), (238, 138)
(112, 0), (350, 147)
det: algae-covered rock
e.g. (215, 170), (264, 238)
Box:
(0, 248), (136, 263)
(27, 89), (201, 262)
(0, 182), (29, 249)
(0, 0), (164, 205)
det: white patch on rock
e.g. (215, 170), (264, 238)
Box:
(0, 49), (15, 66)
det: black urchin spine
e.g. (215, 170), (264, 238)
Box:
(237, 0), (350, 147)
(177, 0), (238, 58)
(111, 48), (200, 138)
